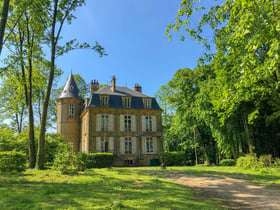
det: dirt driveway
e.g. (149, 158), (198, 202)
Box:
(165, 174), (280, 209)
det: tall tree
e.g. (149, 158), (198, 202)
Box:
(0, 0), (10, 55)
(36, 0), (106, 169)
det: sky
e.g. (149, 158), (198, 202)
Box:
(56, 0), (208, 97)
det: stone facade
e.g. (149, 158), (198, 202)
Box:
(57, 74), (163, 166)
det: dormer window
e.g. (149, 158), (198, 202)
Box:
(101, 95), (109, 107)
(144, 98), (152, 109)
(70, 85), (74, 90)
(123, 97), (131, 108)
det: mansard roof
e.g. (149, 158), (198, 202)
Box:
(58, 73), (83, 99)
(88, 86), (162, 110)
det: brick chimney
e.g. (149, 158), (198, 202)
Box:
(90, 80), (99, 94)
(111, 75), (116, 92)
(134, 83), (142, 93)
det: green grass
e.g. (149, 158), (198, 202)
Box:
(0, 167), (223, 209)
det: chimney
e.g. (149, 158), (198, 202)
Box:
(111, 75), (116, 92)
(134, 83), (142, 93)
(90, 80), (99, 94)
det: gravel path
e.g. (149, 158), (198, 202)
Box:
(166, 174), (280, 209)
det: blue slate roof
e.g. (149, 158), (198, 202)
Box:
(58, 74), (83, 99)
(88, 86), (162, 110)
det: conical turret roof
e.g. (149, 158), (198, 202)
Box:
(58, 73), (83, 99)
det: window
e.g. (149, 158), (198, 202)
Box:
(145, 116), (152, 131)
(101, 115), (109, 131)
(144, 98), (151, 109)
(84, 117), (87, 134)
(124, 115), (131, 131)
(101, 138), (109, 152)
(101, 95), (109, 107)
(69, 104), (75, 117)
(125, 137), (132, 154)
(123, 97), (131, 108)
(146, 137), (154, 153)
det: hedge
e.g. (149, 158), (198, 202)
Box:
(219, 159), (235, 166)
(76, 153), (113, 169)
(0, 151), (27, 173)
(158, 151), (186, 166)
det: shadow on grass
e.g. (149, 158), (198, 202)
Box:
(0, 168), (222, 209)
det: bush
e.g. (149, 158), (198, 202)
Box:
(259, 154), (272, 167)
(0, 151), (27, 173)
(220, 159), (235, 166)
(52, 145), (77, 175)
(273, 158), (280, 168)
(236, 153), (263, 170)
(158, 151), (186, 166)
(86, 153), (113, 168)
(75, 152), (88, 171)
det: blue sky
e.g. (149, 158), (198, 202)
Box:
(56, 0), (207, 97)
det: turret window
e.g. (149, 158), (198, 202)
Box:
(69, 104), (75, 117)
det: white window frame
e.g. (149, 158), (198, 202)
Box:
(124, 115), (131, 131)
(145, 98), (151, 109)
(101, 115), (109, 131)
(101, 138), (109, 152)
(123, 97), (131, 108)
(125, 137), (132, 154)
(101, 95), (109, 107)
(146, 137), (154, 153)
(145, 116), (152, 131)
(69, 104), (75, 117)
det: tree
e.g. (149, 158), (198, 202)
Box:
(36, 0), (106, 169)
(0, 0), (10, 55)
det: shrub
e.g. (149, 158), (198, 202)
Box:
(75, 152), (88, 171)
(236, 153), (263, 170)
(158, 151), (186, 166)
(220, 159), (235, 166)
(273, 158), (280, 168)
(86, 153), (113, 168)
(259, 154), (272, 167)
(52, 145), (77, 175)
(0, 151), (27, 173)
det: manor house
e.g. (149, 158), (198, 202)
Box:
(57, 74), (163, 166)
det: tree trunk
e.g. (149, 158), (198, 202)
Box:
(37, 0), (58, 169)
(0, 0), (10, 55)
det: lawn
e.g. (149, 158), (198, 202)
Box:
(0, 167), (222, 210)
(1, 166), (279, 209)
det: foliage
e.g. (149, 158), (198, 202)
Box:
(219, 159), (235, 166)
(236, 154), (263, 171)
(259, 154), (273, 168)
(0, 151), (27, 173)
(159, 151), (186, 166)
(74, 152), (88, 171)
(85, 153), (113, 168)
(273, 158), (280, 168)
(52, 144), (77, 175)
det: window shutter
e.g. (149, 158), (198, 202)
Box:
(153, 137), (157, 154)
(141, 116), (145, 131)
(120, 115), (124, 131)
(109, 114), (114, 131)
(142, 137), (146, 155)
(131, 115), (136, 131)
(132, 137), (136, 154)
(96, 114), (101, 131)
(109, 137), (114, 153)
(120, 137), (125, 154)
(96, 137), (101, 152)
(152, 116), (157, 132)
